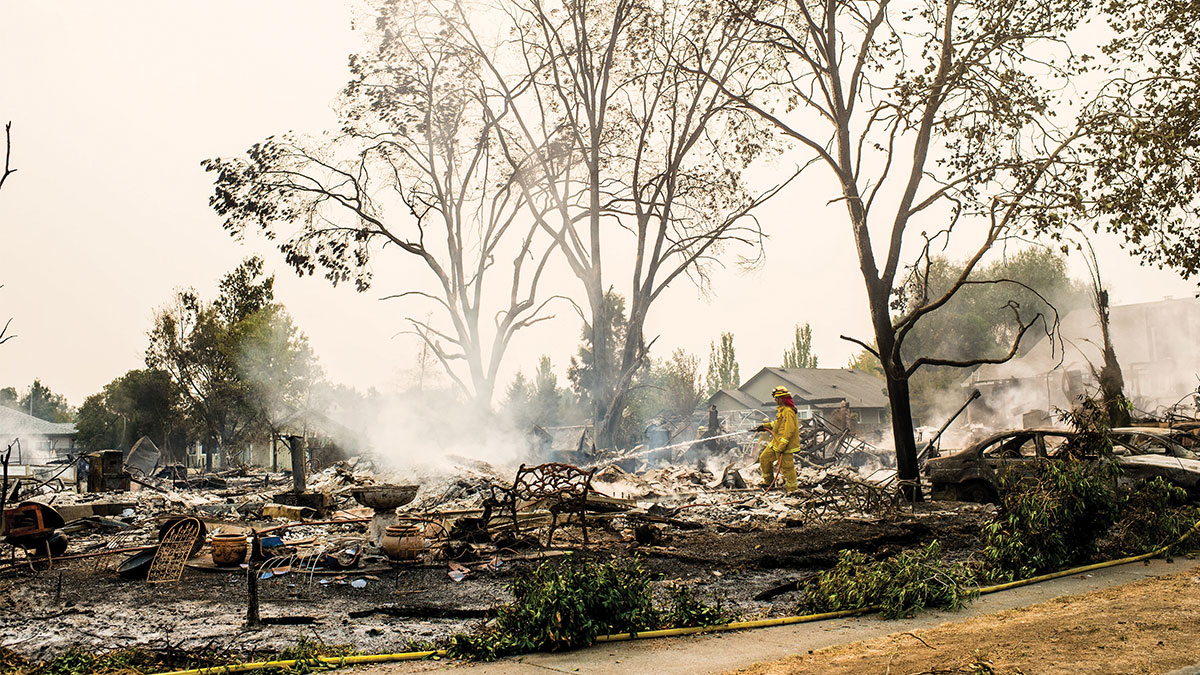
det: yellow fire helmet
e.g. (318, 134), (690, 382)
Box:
(772, 386), (790, 398)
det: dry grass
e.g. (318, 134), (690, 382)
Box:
(731, 565), (1200, 675)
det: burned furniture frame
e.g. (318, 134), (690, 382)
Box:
(485, 463), (596, 547)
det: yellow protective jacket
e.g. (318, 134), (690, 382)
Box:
(766, 404), (801, 453)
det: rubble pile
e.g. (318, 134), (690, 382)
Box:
(591, 461), (903, 533)
(0, 430), (985, 662)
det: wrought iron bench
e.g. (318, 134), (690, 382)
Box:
(485, 462), (596, 546)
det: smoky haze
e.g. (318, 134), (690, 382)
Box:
(0, 2), (1194, 427)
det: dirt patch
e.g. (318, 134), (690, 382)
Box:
(730, 564), (1200, 675)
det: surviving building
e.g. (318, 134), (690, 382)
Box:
(705, 367), (890, 436)
(0, 405), (78, 465)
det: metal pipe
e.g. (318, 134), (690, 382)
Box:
(286, 435), (306, 493)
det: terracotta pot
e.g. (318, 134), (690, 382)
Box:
(210, 533), (248, 566)
(381, 524), (423, 561)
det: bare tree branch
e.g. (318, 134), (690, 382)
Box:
(839, 334), (880, 359)
(0, 122), (14, 193)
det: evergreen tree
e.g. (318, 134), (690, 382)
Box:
(663, 349), (704, 419)
(568, 291), (631, 412)
(783, 324), (819, 369)
(705, 332), (740, 395)
(531, 356), (564, 426)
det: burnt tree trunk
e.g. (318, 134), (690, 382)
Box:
(1096, 289), (1130, 426)
(876, 327), (923, 502)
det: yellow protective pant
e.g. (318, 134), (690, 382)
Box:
(759, 446), (797, 491)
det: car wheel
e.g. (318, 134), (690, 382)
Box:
(958, 481), (998, 504)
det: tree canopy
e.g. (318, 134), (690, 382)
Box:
(146, 257), (318, 457)
(1, 379), (73, 423)
(203, 1), (560, 412)
(783, 324), (818, 369)
(75, 369), (184, 454)
(1085, 0), (1200, 278)
(701, 0), (1118, 497)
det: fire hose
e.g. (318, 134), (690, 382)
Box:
(583, 429), (754, 468)
(150, 514), (1200, 675)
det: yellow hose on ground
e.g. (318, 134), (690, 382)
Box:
(152, 650), (448, 675)
(153, 515), (1200, 674)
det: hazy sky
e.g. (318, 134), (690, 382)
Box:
(1, 1), (1196, 407)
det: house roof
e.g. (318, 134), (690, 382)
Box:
(0, 405), (77, 438)
(748, 367), (890, 409)
(708, 388), (764, 410)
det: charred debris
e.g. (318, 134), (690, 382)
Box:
(1, 394), (1197, 662)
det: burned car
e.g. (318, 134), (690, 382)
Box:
(1110, 427), (1200, 494)
(925, 427), (1200, 503)
(924, 428), (1075, 503)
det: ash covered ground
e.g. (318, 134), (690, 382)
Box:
(0, 456), (990, 661)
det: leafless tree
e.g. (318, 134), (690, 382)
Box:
(449, 0), (788, 447)
(204, 6), (561, 411)
(708, 0), (1108, 497)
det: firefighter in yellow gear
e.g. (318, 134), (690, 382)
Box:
(755, 386), (801, 491)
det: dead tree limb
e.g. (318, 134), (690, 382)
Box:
(0, 122), (14, 193)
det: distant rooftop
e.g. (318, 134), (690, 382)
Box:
(0, 405), (77, 438)
(756, 367), (890, 409)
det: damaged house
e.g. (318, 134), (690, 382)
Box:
(968, 296), (1200, 426)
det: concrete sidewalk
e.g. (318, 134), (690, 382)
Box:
(351, 556), (1200, 675)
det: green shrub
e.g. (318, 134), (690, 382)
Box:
(448, 555), (660, 660)
(979, 458), (1120, 582)
(799, 540), (976, 619)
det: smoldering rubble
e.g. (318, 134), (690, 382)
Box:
(0, 425), (993, 663)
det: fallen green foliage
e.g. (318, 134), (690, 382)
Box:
(0, 639), (358, 675)
(5, 647), (147, 675)
(257, 638), (357, 673)
(449, 555), (660, 660)
(448, 555), (731, 661)
(1104, 476), (1200, 556)
(979, 458), (1120, 583)
(799, 540), (977, 619)
(974, 395), (1200, 582)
